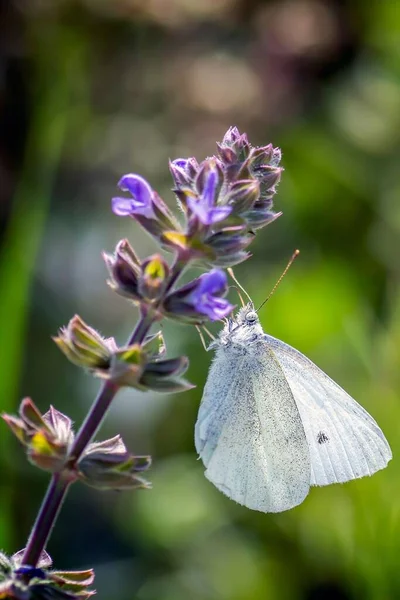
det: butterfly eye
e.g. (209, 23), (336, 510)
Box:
(245, 311), (257, 323)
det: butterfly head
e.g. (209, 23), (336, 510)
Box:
(235, 303), (260, 327)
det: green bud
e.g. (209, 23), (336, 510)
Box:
(2, 399), (74, 473)
(109, 344), (147, 387)
(78, 435), (151, 491)
(138, 254), (170, 301)
(53, 315), (116, 373)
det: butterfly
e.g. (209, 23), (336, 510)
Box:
(195, 302), (392, 513)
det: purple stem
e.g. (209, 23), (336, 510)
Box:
(21, 474), (70, 567)
(21, 262), (185, 567)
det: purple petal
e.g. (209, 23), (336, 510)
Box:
(202, 169), (218, 209)
(172, 158), (189, 169)
(113, 174), (155, 219)
(112, 197), (134, 216)
(197, 269), (227, 296)
(197, 296), (233, 321)
(208, 205), (232, 223)
(207, 297), (234, 320)
(187, 198), (231, 226)
(118, 174), (153, 205)
(187, 196), (213, 225)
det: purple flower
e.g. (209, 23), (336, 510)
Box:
(187, 168), (231, 225)
(190, 269), (233, 320)
(112, 174), (154, 219)
(164, 269), (233, 322)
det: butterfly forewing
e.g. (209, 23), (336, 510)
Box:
(264, 334), (392, 485)
(196, 343), (311, 513)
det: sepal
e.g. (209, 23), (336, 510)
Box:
(78, 435), (151, 491)
(140, 356), (194, 393)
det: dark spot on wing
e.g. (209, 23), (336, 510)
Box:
(317, 431), (329, 445)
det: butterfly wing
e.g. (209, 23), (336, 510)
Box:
(264, 334), (392, 486)
(195, 347), (311, 513)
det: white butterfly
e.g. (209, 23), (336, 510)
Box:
(195, 304), (392, 513)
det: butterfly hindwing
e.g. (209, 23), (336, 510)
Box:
(264, 334), (392, 486)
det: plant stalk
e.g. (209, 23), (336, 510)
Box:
(21, 261), (185, 567)
(20, 474), (71, 567)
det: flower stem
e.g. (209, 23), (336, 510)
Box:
(164, 259), (185, 294)
(21, 259), (186, 568)
(21, 474), (71, 567)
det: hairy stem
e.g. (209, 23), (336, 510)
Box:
(21, 260), (186, 567)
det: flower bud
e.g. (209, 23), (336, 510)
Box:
(103, 239), (141, 301)
(138, 254), (170, 301)
(169, 157), (199, 188)
(109, 344), (147, 387)
(78, 435), (151, 491)
(204, 228), (254, 266)
(217, 126), (250, 163)
(224, 179), (260, 215)
(53, 315), (116, 374)
(2, 399), (74, 473)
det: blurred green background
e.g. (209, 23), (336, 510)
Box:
(1, 1), (399, 599)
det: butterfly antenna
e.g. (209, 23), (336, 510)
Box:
(228, 284), (245, 307)
(257, 249), (300, 312)
(227, 268), (252, 305)
(195, 325), (216, 351)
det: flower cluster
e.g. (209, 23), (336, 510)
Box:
(112, 127), (283, 271)
(1, 127), (283, 590)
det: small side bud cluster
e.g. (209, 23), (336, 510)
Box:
(0, 550), (95, 599)
(3, 400), (151, 489)
(103, 239), (169, 305)
(54, 319), (193, 392)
